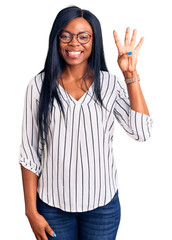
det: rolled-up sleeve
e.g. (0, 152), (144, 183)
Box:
(18, 80), (42, 177)
(113, 77), (153, 142)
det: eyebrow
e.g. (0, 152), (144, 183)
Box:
(61, 29), (92, 35)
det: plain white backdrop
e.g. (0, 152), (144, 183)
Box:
(0, 0), (172, 239)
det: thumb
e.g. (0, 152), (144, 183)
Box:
(118, 52), (130, 60)
(45, 223), (57, 238)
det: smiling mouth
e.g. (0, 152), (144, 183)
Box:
(65, 50), (84, 58)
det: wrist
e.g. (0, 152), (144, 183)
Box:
(122, 70), (138, 79)
(25, 208), (39, 218)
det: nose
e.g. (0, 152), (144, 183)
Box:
(69, 34), (80, 45)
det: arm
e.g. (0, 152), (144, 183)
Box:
(112, 27), (153, 141)
(20, 165), (38, 217)
(113, 75), (153, 142)
(18, 80), (42, 216)
(123, 70), (150, 116)
(18, 77), (56, 239)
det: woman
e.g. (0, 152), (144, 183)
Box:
(18, 5), (153, 240)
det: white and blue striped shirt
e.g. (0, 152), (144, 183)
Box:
(18, 70), (153, 212)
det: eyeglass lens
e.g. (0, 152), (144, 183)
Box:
(59, 31), (91, 44)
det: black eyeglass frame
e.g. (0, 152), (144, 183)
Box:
(58, 29), (93, 44)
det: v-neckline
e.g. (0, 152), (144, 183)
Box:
(56, 79), (94, 104)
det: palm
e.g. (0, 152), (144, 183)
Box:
(113, 27), (144, 73)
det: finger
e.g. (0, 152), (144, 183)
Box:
(36, 232), (45, 240)
(118, 52), (130, 61)
(130, 29), (137, 48)
(45, 223), (56, 238)
(34, 232), (40, 240)
(134, 37), (144, 52)
(124, 27), (130, 46)
(113, 30), (123, 54)
(41, 232), (48, 240)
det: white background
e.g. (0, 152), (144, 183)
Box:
(0, 0), (172, 239)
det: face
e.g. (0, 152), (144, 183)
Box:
(58, 17), (93, 66)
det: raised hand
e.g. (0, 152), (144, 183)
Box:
(113, 27), (144, 76)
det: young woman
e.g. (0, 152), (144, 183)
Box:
(18, 5), (153, 240)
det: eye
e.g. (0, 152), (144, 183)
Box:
(61, 34), (70, 39)
(80, 36), (88, 39)
(78, 33), (89, 40)
(59, 31), (71, 39)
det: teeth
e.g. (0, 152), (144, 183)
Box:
(67, 51), (82, 55)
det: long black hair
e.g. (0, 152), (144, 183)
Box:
(37, 5), (109, 155)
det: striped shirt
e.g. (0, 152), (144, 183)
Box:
(18, 70), (153, 212)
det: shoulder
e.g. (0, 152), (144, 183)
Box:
(101, 70), (127, 88)
(100, 70), (120, 88)
(26, 71), (44, 100)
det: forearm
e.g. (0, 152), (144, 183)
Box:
(122, 70), (150, 116)
(20, 164), (39, 217)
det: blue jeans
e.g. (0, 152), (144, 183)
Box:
(36, 190), (121, 240)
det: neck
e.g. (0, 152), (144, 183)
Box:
(62, 62), (90, 83)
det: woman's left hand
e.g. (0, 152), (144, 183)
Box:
(113, 27), (144, 76)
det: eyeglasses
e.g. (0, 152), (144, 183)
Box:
(58, 30), (93, 44)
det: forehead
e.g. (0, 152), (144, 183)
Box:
(62, 17), (93, 34)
